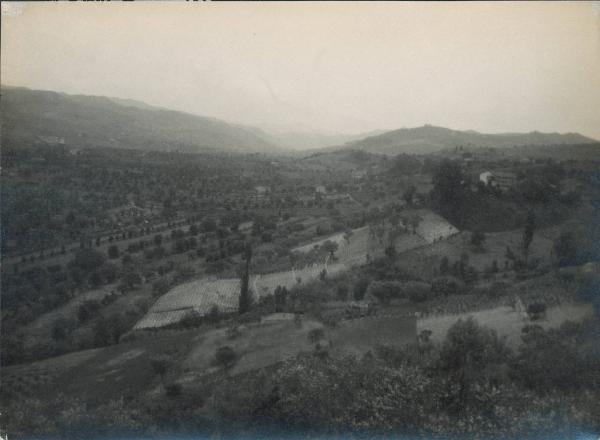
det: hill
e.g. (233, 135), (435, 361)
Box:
(0, 86), (282, 154)
(340, 124), (597, 156)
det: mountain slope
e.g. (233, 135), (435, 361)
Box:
(1, 87), (281, 154)
(341, 124), (597, 155)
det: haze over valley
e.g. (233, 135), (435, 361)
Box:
(2, 3), (600, 439)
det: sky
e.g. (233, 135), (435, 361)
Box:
(2, 1), (600, 139)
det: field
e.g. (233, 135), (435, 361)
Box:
(330, 315), (417, 357)
(417, 302), (594, 348)
(412, 209), (460, 243)
(136, 226), (378, 329)
(182, 318), (325, 378)
(396, 227), (555, 280)
(136, 210), (461, 329)
(2, 314), (417, 404)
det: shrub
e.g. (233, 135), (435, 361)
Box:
(527, 302), (547, 320)
(366, 280), (404, 305)
(180, 310), (203, 328)
(405, 281), (432, 303)
(353, 277), (370, 301)
(165, 383), (182, 398)
(307, 328), (325, 344)
(470, 231), (486, 249)
(431, 276), (464, 297)
(107, 245), (120, 259)
(77, 300), (101, 323)
(150, 355), (171, 382)
(215, 346), (237, 369)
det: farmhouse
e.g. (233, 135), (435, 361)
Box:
(479, 170), (518, 191)
(254, 185), (270, 197)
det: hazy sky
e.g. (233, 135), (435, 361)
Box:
(2, 1), (600, 138)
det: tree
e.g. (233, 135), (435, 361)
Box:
(553, 231), (578, 267)
(239, 243), (253, 314)
(307, 328), (325, 344)
(522, 211), (535, 261)
(319, 269), (328, 281)
(384, 245), (397, 259)
(151, 355), (171, 384)
(403, 185), (417, 206)
(69, 248), (106, 273)
(527, 302), (547, 320)
(513, 324), (583, 392)
(353, 277), (370, 301)
(439, 256), (449, 275)
(408, 214), (422, 234)
(207, 305), (221, 324)
(121, 271), (142, 290)
(321, 240), (339, 259)
(107, 245), (120, 260)
(215, 346), (237, 370)
(77, 300), (100, 323)
(336, 284), (349, 301)
(438, 317), (511, 410)
(202, 218), (217, 232)
(470, 231), (486, 250)
(51, 317), (76, 341)
(343, 229), (354, 244)
(431, 160), (465, 211)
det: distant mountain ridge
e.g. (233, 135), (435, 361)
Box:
(339, 124), (597, 155)
(2, 86), (597, 156)
(1, 86), (281, 154)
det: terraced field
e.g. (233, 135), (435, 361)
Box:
(136, 214), (457, 330)
(135, 227), (374, 329)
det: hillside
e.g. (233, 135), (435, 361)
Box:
(0, 87), (281, 154)
(340, 124), (597, 156)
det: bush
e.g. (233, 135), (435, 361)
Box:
(215, 346), (237, 369)
(51, 317), (76, 341)
(150, 355), (171, 382)
(77, 300), (101, 323)
(405, 281), (432, 303)
(366, 280), (404, 305)
(107, 245), (120, 259)
(527, 302), (547, 320)
(179, 310), (203, 328)
(165, 383), (182, 398)
(307, 328), (325, 344)
(470, 231), (486, 249)
(431, 276), (464, 297)
(336, 284), (349, 301)
(353, 277), (370, 301)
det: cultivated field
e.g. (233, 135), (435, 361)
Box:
(417, 302), (594, 348)
(396, 227), (555, 280)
